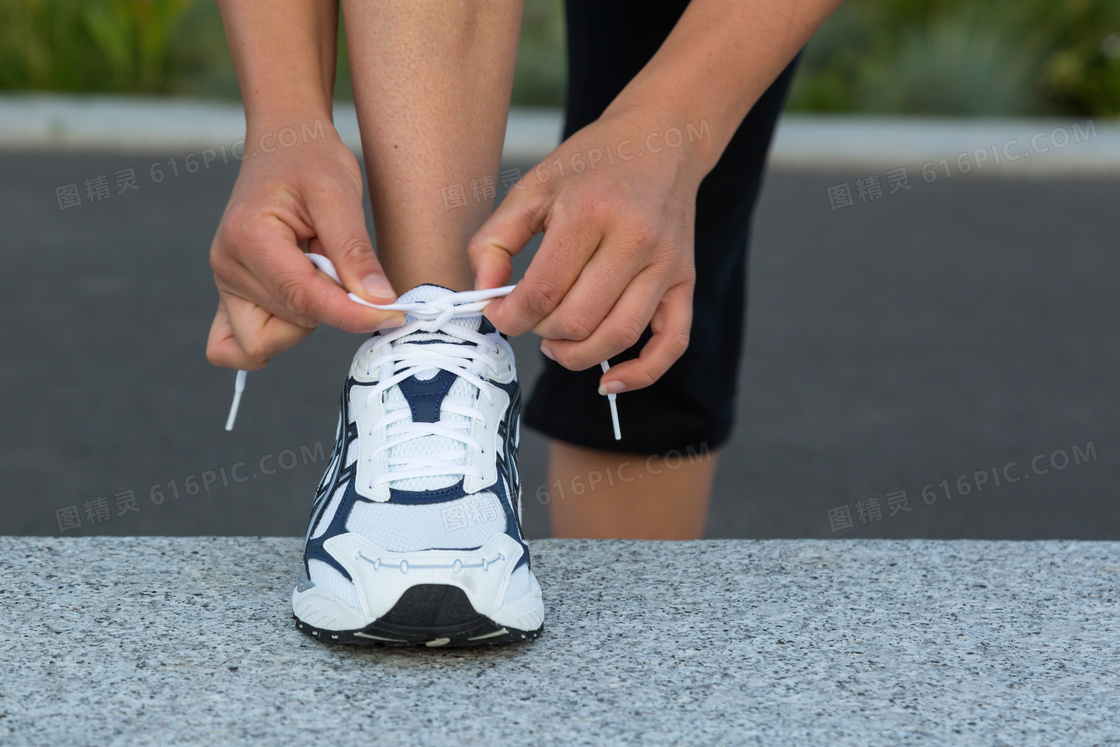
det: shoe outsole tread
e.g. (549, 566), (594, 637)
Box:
(294, 583), (542, 647)
(294, 616), (542, 647)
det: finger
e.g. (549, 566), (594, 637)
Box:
(586, 281), (693, 394)
(206, 301), (258, 370)
(206, 300), (276, 370)
(211, 208), (316, 324)
(468, 182), (546, 292)
(483, 202), (604, 337)
(306, 188), (396, 302)
(219, 293), (317, 368)
(529, 230), (649, 342)
(232, 221), (403, 333)
(538, 268), (663, 370)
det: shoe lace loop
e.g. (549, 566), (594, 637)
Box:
(362, 312), (499, 488)
(222, 254), (621, 444)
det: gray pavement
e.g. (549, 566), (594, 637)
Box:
(0, 149), (1118, 539)
(3, 536), (1119, 745)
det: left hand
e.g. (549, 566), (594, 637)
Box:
(469, 101), (707, 395)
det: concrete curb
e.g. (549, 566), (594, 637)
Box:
(1, 94), (1119, 176)
(3, 536), (1118, 745)
(0, 95), (560, 163)
(769, 115), (1120, 176)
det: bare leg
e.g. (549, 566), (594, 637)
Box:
(546, 440), (718, 539)
(341, 2), (716, 539)
(340, 0), (523, 292)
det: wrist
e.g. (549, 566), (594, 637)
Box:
(242, 109), (341, 156)
(245, 97), (334, 133)
(602, 90), (722, 185)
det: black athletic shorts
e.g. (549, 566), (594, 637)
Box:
(521, 0), (797, 456)
(523, 0), (801, 456)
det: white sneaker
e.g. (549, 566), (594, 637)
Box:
(291, 284), (544, 646)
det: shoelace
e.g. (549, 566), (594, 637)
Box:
(223, 254), (622, 443)
(360, 309), (503, 487)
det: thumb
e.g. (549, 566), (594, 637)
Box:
(310, 187), (396, 302)
(468, 185), (545, 290)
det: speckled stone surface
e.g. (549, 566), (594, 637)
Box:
(2, 538), (1118, 745)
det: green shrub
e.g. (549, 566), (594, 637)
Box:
(855, 7), (1042, 116)
(511, 0), (566, 107)
(788, 0), (1120, 117)
(1, 0), (1116, 117)
(0, 0), (195, 93)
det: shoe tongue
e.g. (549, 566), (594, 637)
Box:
(396, 284), (481, 333)
(385, 285), (480, 492)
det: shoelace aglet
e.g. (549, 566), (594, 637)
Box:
(600, 361), (622, 441)
(225, 369), (248, 432)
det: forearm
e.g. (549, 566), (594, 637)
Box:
(608, 0), (842, 178)
(217, 0), (340, 123)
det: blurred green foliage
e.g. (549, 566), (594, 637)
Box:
(511, 0), (567, 107)
(1, 0), (1117, 118)
(788, 0), (1120, 117)
(0, 0), (197, 92)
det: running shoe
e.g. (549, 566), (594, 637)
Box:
(290, 284), (544, 646)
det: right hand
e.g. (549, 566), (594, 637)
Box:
(206, 115), (403, 370)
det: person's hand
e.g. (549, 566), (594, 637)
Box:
(206, 115), (403, 370)
(469, 102), (705, 395)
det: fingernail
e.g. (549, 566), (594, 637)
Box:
(599, 381), (625, 396)
(540, 341), (555, 361)
(363, 273), (395, 300)
(375, 315), (403, 332)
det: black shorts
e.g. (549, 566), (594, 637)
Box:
(523, 0), (801, 455)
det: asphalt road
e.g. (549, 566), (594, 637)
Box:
(1, 150), (1117, 538)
